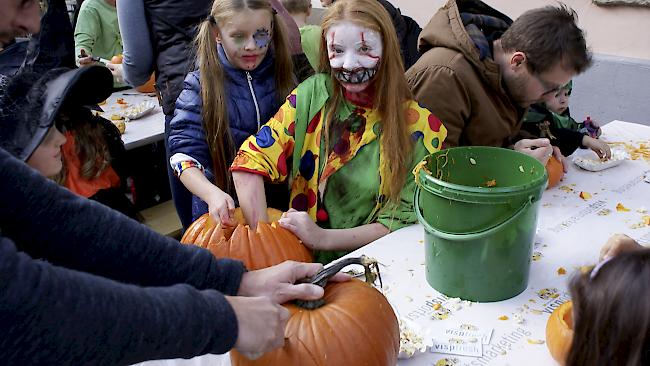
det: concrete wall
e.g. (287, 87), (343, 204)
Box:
(571, 54), (650, 126)
(309, 1), (650, 125)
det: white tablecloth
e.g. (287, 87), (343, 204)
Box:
(135, 120), (649, 366)
(101, 89), (165, 150)
(358, 120), (650, 366)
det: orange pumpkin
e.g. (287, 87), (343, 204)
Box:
(136, 73), (156, 93)
(110, 54), (123, 64)
(231, 279), (399, 366)
(546, 300), (574, 365)
(546, 156), (564, 189)
(181, 208), (312, 270)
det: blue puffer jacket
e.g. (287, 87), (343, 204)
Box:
(168, 45), (284, 219)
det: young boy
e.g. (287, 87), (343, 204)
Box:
(282, 0), (321, 71)
(523, 81), (611, 159)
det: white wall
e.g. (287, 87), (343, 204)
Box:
(312, 0), (650, 60)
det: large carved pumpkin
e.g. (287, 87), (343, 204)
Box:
(231, 279), (399, 366)
(181, 208), (312, 270)
(546, 156), (564, 189)
(546, 300), (573, 365)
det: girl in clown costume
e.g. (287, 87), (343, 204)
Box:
(231, 0), (447, 263)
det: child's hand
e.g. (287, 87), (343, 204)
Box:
(600, 233), (643, 261)
(582, 135), (611, 160)
(278, 209), (328, 250)
(207, 189), (236, 226)
(582, 117), (602, 138)
(78, 49), (96, 66)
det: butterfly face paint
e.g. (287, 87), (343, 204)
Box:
(326, 21), (382, 93)
(216, 8), (272, 71)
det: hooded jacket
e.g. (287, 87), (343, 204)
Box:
(168, 46), (281, 178)
(167, 46), (289, 220)
(406, 0), (526, 149)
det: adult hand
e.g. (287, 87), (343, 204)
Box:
(551, 145), (568, 173)
(207, 188), (236, 226)
(599, 233), (643, 261)
(106, 63), (124, 84)
(279, 209), (328, 250)
(238, 260), (349, 304)
(226, 295), (289, 360)
(582, 136), (611, 160)
(78, 48), (96, 66)
(514, 138), (553, 164)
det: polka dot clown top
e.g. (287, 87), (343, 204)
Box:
(231, 74), (447, 263)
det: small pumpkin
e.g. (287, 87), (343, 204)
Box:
(546, 300), (573, 365)
(231, 257), (399, 366)
(181, 208), (312, 270)
(546, 155), (564, 189)
(110, 54), (123, 64)
(136, 73), (156, 93)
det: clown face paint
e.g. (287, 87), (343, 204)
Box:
(326, 21), (382, 93)
(217, 8), (272, 71)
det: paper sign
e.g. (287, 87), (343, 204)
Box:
(430, 339), (483, 357)
(442, 327), (493, 344)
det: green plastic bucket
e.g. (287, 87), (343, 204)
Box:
(414, 146), (547, 302)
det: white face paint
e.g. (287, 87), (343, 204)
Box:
(325, 21), (382, 93)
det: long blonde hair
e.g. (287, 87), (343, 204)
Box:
(318, 0), (413, 204)
(195, 0), (295, 192)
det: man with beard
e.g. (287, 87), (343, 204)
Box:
(406, 0), (592, 163)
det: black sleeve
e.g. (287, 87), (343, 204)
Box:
(292, 53), (314, 83)
(0, 236), (238, 365)
(550, 126), (585, 156)
(0, 147), (245, 294)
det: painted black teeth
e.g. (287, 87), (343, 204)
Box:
(335, 67), (378, 84)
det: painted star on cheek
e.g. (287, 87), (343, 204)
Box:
(253, 28), (271, 49)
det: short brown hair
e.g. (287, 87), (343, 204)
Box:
(500, 3), (592, 75)
(281, 0), (311, 14)
(567, 249), (650, 366)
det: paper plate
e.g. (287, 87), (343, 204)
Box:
(572, 147), (628, 172)
(121, 100), (156, 121)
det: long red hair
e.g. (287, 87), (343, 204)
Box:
(318, 0), (413, 204)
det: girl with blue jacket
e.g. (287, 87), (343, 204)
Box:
(168, 0), (298, 224)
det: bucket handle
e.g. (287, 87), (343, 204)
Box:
(414, 187), (534, 241)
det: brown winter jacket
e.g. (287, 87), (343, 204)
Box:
(406, 0), (528, 149)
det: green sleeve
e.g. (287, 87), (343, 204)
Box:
(376, 141), (429, 231)
(74, 7), (100, 65)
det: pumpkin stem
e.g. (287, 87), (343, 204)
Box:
(295, 255), (382, 309)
